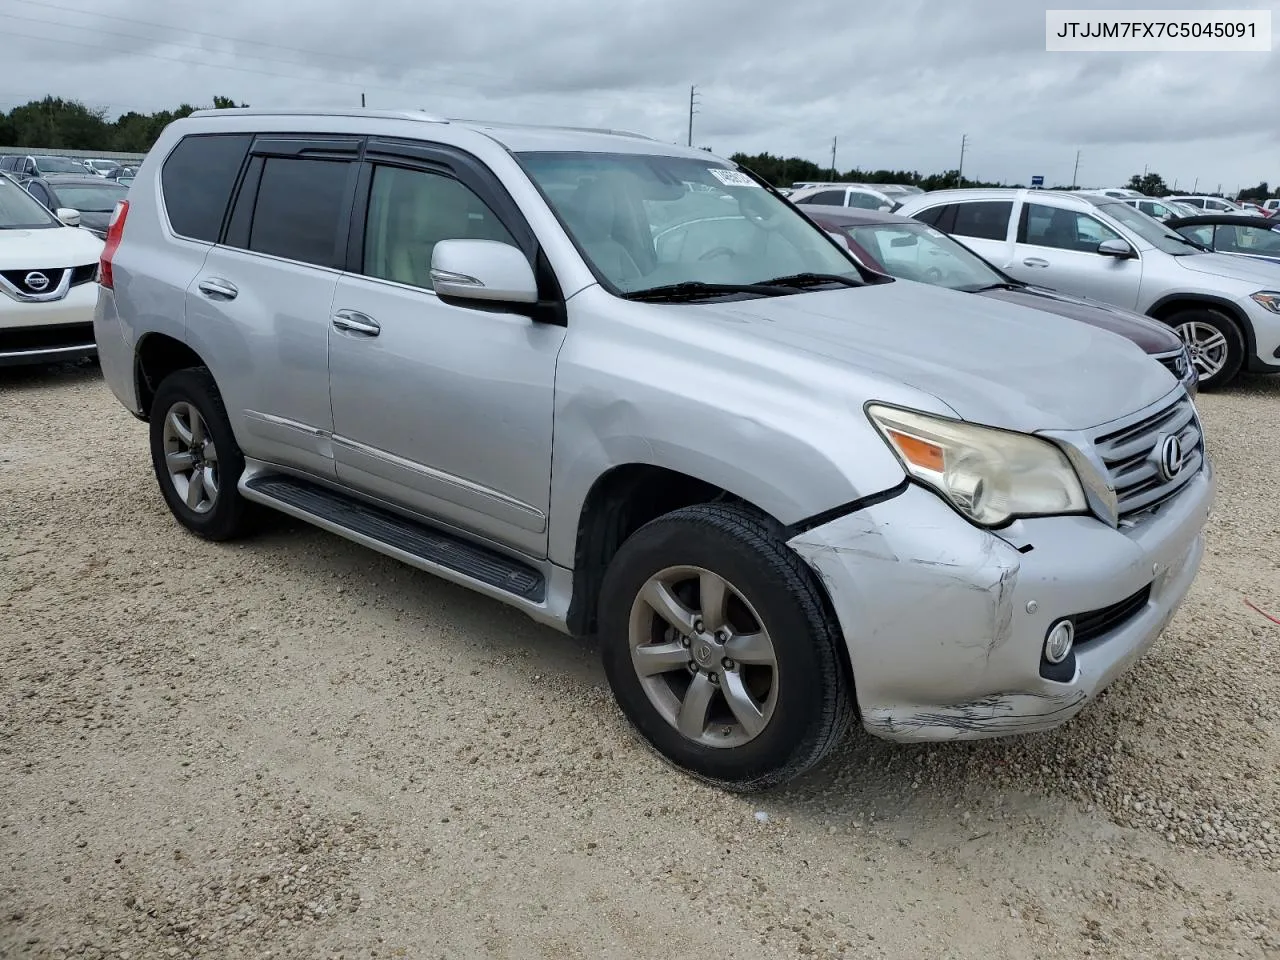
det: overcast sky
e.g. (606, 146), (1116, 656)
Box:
(1, 0), (1276, 191)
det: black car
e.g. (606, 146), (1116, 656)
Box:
(1166, 214), (1280, 267)
(15, 174), (130, 238)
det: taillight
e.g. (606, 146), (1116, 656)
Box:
(99, 199), (129, 289)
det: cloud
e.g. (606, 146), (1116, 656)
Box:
(1, 0), (1277, 190)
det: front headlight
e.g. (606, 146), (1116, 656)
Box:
(866, 404), (1087, 527)
(1250, 291), (1280, 314)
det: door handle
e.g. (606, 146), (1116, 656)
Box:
(331, 309), (381, 336)
(197, 278), (238, 300)
(1022, 257), (1050, 268)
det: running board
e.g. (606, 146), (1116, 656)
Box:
(241, 474), (546, 602)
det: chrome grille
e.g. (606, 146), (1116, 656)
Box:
(1093, 393), (1204, 521)
(1153, 347), (1190, 382)
(0, 267), (67, 295)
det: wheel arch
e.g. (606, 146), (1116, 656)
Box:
(134, 333), (208, 419)
(1147, 293), (1257, 362)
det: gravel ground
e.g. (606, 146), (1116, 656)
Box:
(2, 363), (1278, 960)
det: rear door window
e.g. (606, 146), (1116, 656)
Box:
(161, 134), (253, 241)
(239, 157), (354, 268)
(951, 201), (1012, 241)
(802, 190), (845, 205)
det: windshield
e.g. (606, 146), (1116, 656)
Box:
(1096, 201), (1202, 255)
(842, 221), (1005, 291)
(0, 177), (58, 229)
(518, 152), (862, 296)
(52, 182), (128, 212)
(34, 155), (91, 174)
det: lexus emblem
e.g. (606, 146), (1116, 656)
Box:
(23, 271), (50, 292)
(1157, 435), (1184, 482)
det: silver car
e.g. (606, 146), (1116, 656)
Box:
(94, 109), (1213, 789)
(896, 187), (1280, 388)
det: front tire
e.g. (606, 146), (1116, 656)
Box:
(599, 503), (852, 791)
(1166, 308), (1244, 390)
(149, 367), (256, 542)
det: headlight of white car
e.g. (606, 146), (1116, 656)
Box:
(866, 404), (1087, 527)
(1249, 291), (1280, 314)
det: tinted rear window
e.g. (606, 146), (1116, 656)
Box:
(161, 134), (252, 242)
(245, 157), (351, 268)
(951, 201), (1011, 241)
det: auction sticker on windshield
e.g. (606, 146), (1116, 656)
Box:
(709, 168), (761, 188)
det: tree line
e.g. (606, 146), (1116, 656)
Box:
(0, 95), (247, 154)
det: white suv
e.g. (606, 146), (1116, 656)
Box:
(896, 187), (1280, 388)
(1165, 195), (1248, 215)
(0, 173), (104, 367)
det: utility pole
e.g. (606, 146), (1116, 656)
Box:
(1192, 176), (1199, 192)
(361, 92), (366, 108)
(1072, 149), (1081, 189)
(687, 86), (699, 147)
(958, 133), (968, 183)
(830, 136), (837, 181)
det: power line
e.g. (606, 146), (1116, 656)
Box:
(0, 0), (498, 79)
(0, 5), (657, 108)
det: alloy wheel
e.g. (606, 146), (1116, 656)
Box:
(161, 401), (219, 514)
(1175, 320), (1229, 380)
(627, 565), (779, 749)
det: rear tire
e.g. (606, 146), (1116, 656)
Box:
(598, 503), (852, 791)
(149, 367), (256, 542)
(1165, 308), (1244, 390)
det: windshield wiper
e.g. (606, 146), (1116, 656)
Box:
(966, 281), (1025, 292)
(621, 281), (792, 302)
(1168, 233), (1209, 252)
(756, 272), (862, 289)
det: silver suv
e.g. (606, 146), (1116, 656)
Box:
(896, 188), (1280, 388)
(94, 109), (1213, 789)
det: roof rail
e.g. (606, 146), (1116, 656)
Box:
(449, 118), (656, 141)
(185, 107), (448, 123)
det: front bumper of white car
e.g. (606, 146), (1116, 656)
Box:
(0, 275), (98, 367)
(788, 450), (1213, 743)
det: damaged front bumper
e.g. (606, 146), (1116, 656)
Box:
(788, 465), (1214, 742)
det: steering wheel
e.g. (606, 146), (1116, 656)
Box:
(924, 266), (944, 282)
(698, 246), (737, 261)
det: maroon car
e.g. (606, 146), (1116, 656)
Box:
(805, 206), (1198, 395)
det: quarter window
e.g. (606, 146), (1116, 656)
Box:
(1019, 203), (1121, 252)
(950, 201), (1012, 241)
(160, 134), (253, 242)
(848, 191), (886, 210)
(360, 165), (516, 290)
(242, 157), (352, 268)
(802, 190), (845, 206)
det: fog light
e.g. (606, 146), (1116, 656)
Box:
(1044, 620), (1075, 664)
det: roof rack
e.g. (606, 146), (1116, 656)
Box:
(448, 118), (656, 141)
(185, 107), (447, 123)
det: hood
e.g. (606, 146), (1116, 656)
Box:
(693, 281), (1178, 433)
(977, 285), (1183, 354)
(0, 225), (104, 270)
(1175, 251), (1280, 286)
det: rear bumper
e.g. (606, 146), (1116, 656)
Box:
(92, 286), (142, 414)
(788, 465), (1214, 742)
(0, 283), (97, 366)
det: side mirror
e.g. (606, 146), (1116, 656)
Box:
(55, 208), (81, 227)
(430, 239), (538, 305)
(1098, 238), (1134, 258)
